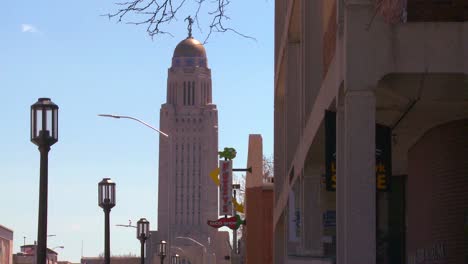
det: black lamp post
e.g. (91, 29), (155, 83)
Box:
(98, 178), (116, 264)
(171, 254), (180, 264)
(137, 218), (150, 264)
(158, 240), (167, 264)
(30, 98), (58, 264)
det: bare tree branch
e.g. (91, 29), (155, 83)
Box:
(263, 154), (274, 181)
(104, 0), (255, 42)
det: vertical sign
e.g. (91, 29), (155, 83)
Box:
(324, 111), (337, 191)
(325, 110), (392, 191)
(375, 123), (392, 191)
(219, 160), (233, 216)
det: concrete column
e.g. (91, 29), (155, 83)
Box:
(336, 87), (345, 264)
(341, 0), (377, 261)
(285, 42), (301, 167)
(303, 165), (324, 255)
(274, 213), (286, 264)
(342, 89), (376, 264)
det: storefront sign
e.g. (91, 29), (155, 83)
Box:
(219, 160), (233, 215)
(325, 111), (392, 192)
(207, 215), (245, 230)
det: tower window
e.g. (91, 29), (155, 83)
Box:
(192, 81), (195, 105)
(183, 81), (187, 105)
(204, 83), (207, 104)
(187, 81), (191, 106)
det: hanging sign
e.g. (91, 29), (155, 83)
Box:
(324, 110), (392, 192)
(207, 215), (245, 230)
(219, 160), (233, 215)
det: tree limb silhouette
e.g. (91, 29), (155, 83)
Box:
(105, 0), (255, 43)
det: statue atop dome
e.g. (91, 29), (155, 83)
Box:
(185, 15), (194, 38)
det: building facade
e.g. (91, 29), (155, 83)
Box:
(0, 225), (13, 264)
(147, 34), (229, 264)
(13, 245), (59, 264)
(273, 0), (468, 264)
(243, 135), (274, 264)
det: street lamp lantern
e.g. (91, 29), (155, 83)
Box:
(137, 218), (150, 264)
(158, 240), (167, 263)
(30, 97), (59, 264)
(31, 98), (58, 146)
(98, 178), (116, 264)
(98, 178), (116, 209)
(171, 254), (180, 264)
(137, 218), (150, 241)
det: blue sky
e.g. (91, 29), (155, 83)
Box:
(0, 0), (273, 262)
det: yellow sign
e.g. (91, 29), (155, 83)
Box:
(328, 161), (388, 191)
(210, 168), (220, 186)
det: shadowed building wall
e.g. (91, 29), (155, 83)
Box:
(407, 119), (468, 264)
(245, 186), (273, 264)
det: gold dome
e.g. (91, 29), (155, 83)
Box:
(173, 37), (206, 58)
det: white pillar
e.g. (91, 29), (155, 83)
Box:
(342, 89), (376, 264)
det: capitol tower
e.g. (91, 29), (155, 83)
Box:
(147, 31), (230, 264)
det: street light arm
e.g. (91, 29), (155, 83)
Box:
(175, 237), (206, 252)
(171, 246), (186, 253)
(115, 224), (137, 228)
(98, 114), (169, 138)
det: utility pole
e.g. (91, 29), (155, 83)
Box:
(232, 184), (241, 264)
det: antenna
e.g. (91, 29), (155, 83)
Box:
(81, 240), (83, 258)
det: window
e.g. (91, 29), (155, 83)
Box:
(202, 82), (206, 104)
(174, 84), (177, 104)
(183, 81), (187, 105)
(192, 81), (195, 105)
(187, 81), (191, 105)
